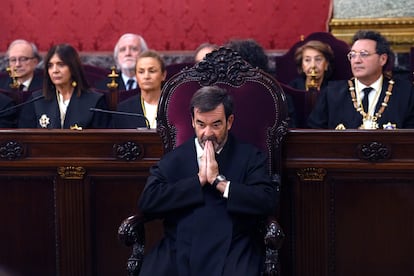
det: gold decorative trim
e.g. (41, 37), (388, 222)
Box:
(297, 168), (327, 182)
(329, 17), (414, 52)
(57, 166), (86, 180)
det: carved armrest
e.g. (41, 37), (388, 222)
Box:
(263, 218), (285, 276)
(118, 213), (146, 276)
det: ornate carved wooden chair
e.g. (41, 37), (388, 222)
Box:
(280, 82), (320, 128)
(83, 64), (111, 88)
(165, 62), (194, 81)
(118, 47), (288, 276)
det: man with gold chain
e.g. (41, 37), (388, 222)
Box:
(307, 30), (414, 129)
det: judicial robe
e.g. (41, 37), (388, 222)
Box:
(138, 134), (277, 276)
(112, 94), (148, 128)
(307, 76), (414, 129)
(0, 93), (17, 128)
(18, 89), (110, 128)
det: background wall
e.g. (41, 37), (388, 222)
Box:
(333, 0), (414, 18)
(2, 0), (332, 52)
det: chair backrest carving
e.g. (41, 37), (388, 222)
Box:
(83, 64), (110, 88)
(157, 47), (288, 174)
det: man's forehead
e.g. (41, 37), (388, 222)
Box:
(352, 39), (376, 50)
(194, 106), (225, 120)
(119, 37), (140, 47)
(9, 42), (32, 54)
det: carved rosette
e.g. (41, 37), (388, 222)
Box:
(357, 141), (391, 162)
(0, 141), (24, 160)
(57, 166), (86, 179)
(113, 141), (143, 161)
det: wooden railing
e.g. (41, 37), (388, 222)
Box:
(280, 129), (414, 276)
(1, 129), (414, 276)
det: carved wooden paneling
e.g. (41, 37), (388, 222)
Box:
(2, 129), (414, 275)
(282, 129), (414, 276)
(0, 129), (162, 276)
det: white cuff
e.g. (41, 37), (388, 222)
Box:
(223, 181), (230, 198)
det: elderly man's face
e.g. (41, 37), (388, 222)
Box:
(116, 36), (142, 73)
(8, 42), (38, 82)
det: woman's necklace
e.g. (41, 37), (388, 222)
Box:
(348, 78), (394, 129)
(140, 96), (157, 129)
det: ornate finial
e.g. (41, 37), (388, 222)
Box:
(107, 66), (119, 89)
(6, 67), (19, 89)
(306, 67), (318, 90)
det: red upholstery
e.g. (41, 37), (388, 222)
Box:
(117, 47), (288, 276)
(165, 62), (194, 81)
(158, 47), (289, 274)
(280, 82), (319, 128)
(274, 32), (352, 84)
(83, 64), (110, 87)
(163, 81), (281, 153)
(158, 48), (289, 170)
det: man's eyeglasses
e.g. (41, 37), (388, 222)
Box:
(347, 51), (377, 61)
(7, 56), (35, 64)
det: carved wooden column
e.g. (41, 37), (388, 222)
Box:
(55, 167), (90, 276)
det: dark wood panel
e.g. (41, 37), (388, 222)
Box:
(2, 129), (414, 276)
(281, 130), (414, 276)
(0, 129), (163, 276)
(0, 176), (56, 276)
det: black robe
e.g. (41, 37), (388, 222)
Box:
(0, 93), (17, 128)
(138, 134), (277, 276)
(112, 94), (148, 128)
(307, 76), (414, 129)
(18, 89), (110, 128)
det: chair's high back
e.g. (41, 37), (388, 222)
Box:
(83, 64), (110, 88)
(280, 82), (320, 128)
(275, 32), (352, 84)
(157, 47), (288, 174)
(165, 62), (194, 81)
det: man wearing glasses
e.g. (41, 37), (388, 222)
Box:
(308, 30), (414, 129)
(0, 39), (43, 93)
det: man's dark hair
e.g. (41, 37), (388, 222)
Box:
(352, 30), (394, 71)
(224, 39), (269, 73)
(190, 86), (233, 120)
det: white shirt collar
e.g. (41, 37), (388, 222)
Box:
(356, 75), (383, 94)
(121, 73), (136, 89)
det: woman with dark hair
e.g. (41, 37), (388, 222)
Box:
(289, 40), (334, 91)
(18, 44), (110, 128)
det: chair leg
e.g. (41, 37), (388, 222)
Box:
(263, 248), (281, 276)
(127, 243), (145, 276)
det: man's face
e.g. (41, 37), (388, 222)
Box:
(192, 104), (234, 152)
(349, 39), (387, 85)
(116, 36), (142, 73)
(8, 42), (38, 82)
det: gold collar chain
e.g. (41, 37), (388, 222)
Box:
(348, 78), (394, 122)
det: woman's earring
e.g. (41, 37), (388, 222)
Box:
(71, 81), (77, 87)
